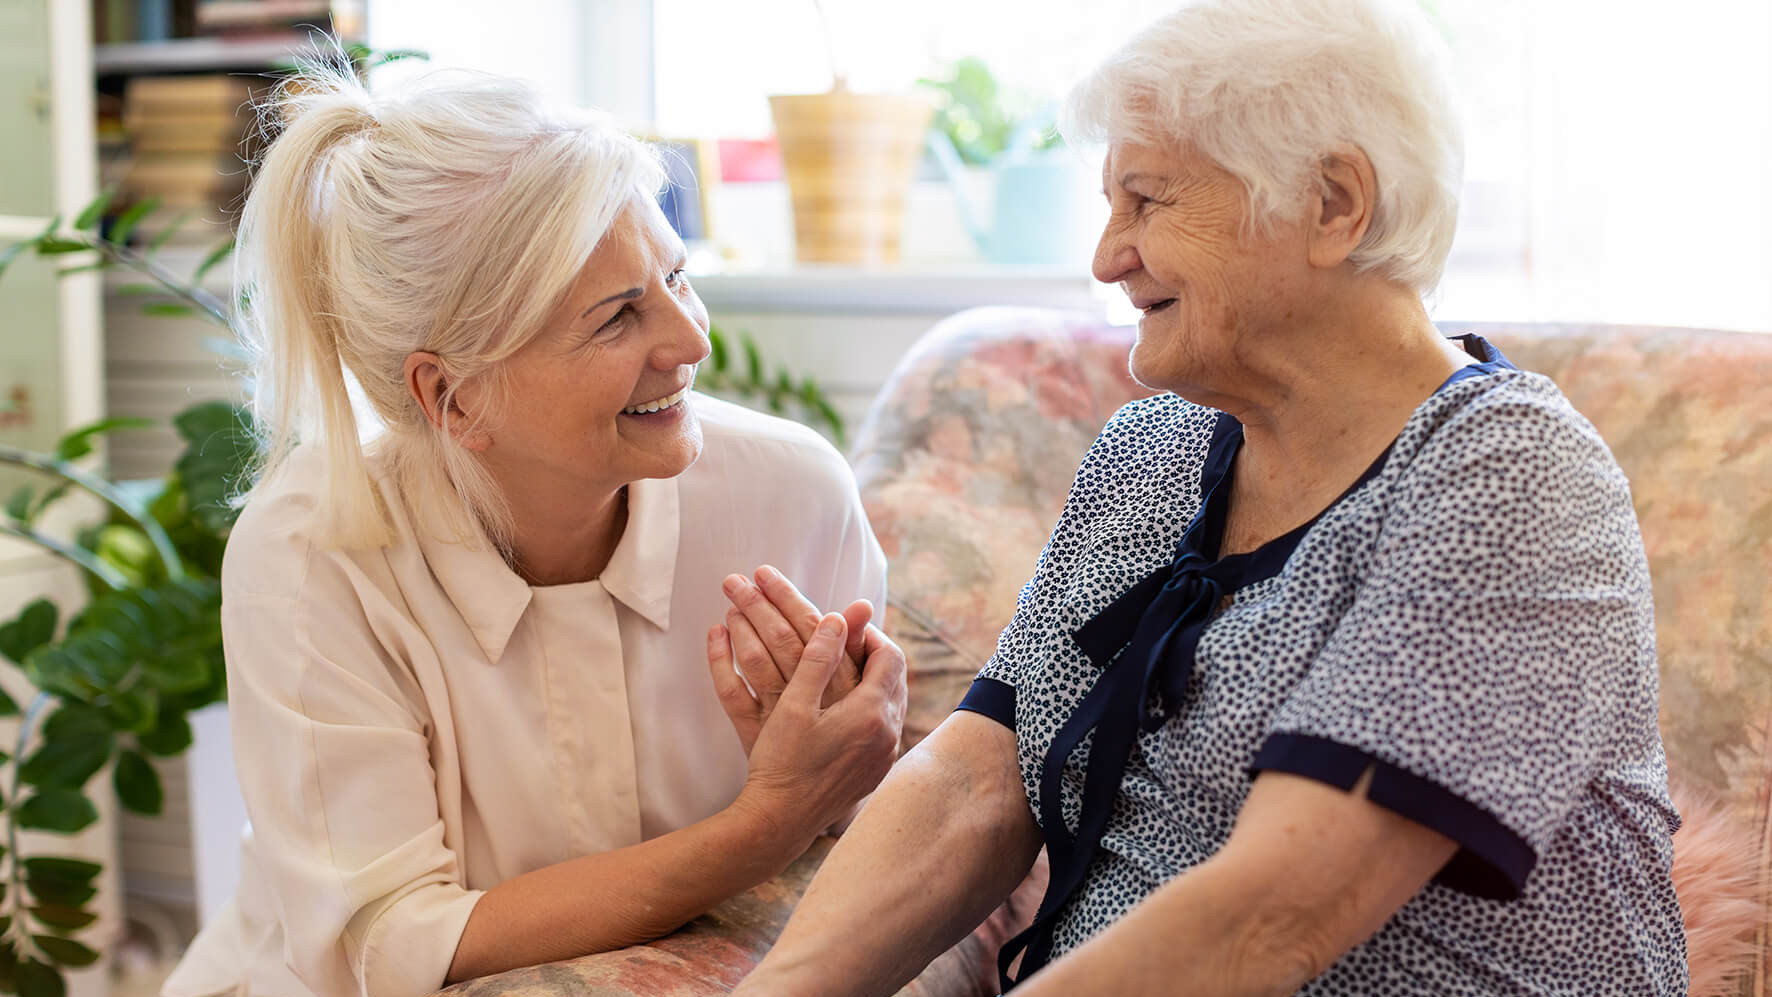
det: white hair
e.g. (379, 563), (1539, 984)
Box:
(1060, 0), (1463, 293)
(236, 62), (663, 551)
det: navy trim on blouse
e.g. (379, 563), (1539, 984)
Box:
(1249, 733), (1535, 899)
(970, 335), (1520, 991)
(957, 677), (1016, 730)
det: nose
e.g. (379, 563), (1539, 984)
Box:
(1091, 217), (1141, 287)
(655, 287), (711, 370)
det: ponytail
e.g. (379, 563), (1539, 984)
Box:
(238, 70), (391, 548)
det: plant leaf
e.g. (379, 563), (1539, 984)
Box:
(114, 749), (164, 815)
(109, 195), (161, 246)
(72, 190), (116, 231)
(105, 687), (158, 734)
(22, 858), (102, 887)
(42, 704), (110, 743)
(32, 935), (96, 970)
(27, 905), (96, 932)
(5, 485), (32, 521)
(15, 957), (63, 997)
(54, 416), (155, 462)
(174, 402), (255, 533)
(0, 600), (59, 668)
(114, 282), (159, 296)
(707, 326), (729, 372)
(34, 239), (90, 256)
(191, 237), (235, 284)
(137, 711), (193, 756)
(742, 333), (764, 387)
(27, 482), (72, 523)
(19, 732), (115, 791)
(142, 302), (195, 318)
(15, 791), (100, 834)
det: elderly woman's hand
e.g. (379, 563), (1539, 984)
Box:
(712, 610), (907, 844)
(710, 566), (873, 754)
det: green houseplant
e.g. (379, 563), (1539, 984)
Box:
(0, 196), (250, 997)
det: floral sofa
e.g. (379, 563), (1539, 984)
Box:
(442, 307), (1772, 997)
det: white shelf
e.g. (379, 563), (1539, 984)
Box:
(94, 33), (364, 75)
(688, 264), (1105, 316)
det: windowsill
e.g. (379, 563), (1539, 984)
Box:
(686, 263), (1108, 316)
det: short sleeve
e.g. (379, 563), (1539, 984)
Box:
(1257, 384), (1655, 899)
(222, 549), (484, 997)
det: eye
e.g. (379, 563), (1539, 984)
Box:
(665, 267), (688, 288)
(597, 304), (633, 334)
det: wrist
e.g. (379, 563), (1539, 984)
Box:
(723, 787), (819, 877)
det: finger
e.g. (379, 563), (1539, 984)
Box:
(855, 625), (908, 698)
(841, 599), (873, 665)
(782, 613), (847, 711)
(727, 607), (786, 708)
(705, 624), (758, 723)
(754, 565), (824, 644)
(726, 573), (807, 676)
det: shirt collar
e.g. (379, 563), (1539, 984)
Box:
(411, 484), (532, 666)
(599, 475), (678, 632)
(411, 474), (679, 664)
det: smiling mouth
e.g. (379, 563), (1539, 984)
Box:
(622, 385), (691, 415)
(1142, 298), (1178, 315)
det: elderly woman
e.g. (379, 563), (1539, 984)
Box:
(732, 0), (1686, 994)
(161, 64), (906, 997)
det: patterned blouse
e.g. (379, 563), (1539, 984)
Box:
(959, 336), (1687, 994)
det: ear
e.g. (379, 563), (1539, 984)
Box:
(403, 352), (492, 452)
(1306, 144), (1378, 270)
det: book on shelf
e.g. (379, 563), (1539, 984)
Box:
(115, 74), (259, 244)
(122, 75), (257, 116)
(92, 0), (200, 44)
(195, 0), (363, 36)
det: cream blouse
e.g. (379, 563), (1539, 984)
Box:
(162, 395), (888, 997)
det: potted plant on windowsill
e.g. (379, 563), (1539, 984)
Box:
(767, 1), (934, 266)
(919, 56), (1095, 267)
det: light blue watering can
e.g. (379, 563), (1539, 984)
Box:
(927, 127), (1093, 266)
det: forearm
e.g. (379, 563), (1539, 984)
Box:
(1013, 850), (1314, 997)
(1014, 769), (1458, 996)
(740, 712), (1042, 997)
(446, 802), (809, 982)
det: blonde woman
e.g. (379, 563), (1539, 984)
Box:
(162, 64), (905, 997)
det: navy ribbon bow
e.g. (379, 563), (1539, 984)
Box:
(994, 413), (1245, 991)
(997, 537), (1235, 988)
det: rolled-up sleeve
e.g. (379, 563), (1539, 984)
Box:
(224, 552), (484, 997)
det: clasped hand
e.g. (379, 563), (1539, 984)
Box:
(706, 565), (907, 840)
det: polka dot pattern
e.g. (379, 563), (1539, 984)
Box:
(977, 364), (1687, 993)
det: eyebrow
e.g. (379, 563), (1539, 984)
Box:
(581, 287), (642, 320)
(1117, 171), (1167, 190)
(576, 250), (691, 319)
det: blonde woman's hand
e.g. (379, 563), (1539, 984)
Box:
(723, 612), (907, 844)
(713, 566), (872, 726)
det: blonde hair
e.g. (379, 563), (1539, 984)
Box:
(237, 61), (662, 550)
(1060, 0), (1463, 293)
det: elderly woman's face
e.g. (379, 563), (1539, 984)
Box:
(474, 198), (711, 497)
(1093, 141), (1310, 396)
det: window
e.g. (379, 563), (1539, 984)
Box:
(647, 0), (1772, 331)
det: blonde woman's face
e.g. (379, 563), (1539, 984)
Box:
(480, 198), (711, 499)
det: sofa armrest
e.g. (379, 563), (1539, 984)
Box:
(432, 837), (1008, 997)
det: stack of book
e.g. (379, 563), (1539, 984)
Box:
(119, 74), (258, 245)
